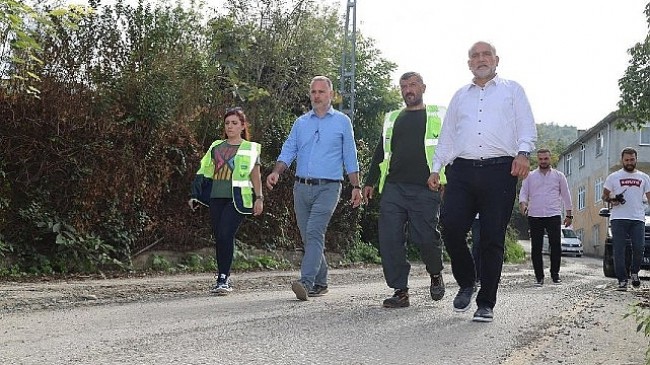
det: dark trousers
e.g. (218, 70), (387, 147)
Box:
(440, 159), (517, 309)
(209, 198), (245, 277)
(471, 218), (481, 281)
(528, 215), (562, 281)
(378, 183), (443, 290)
(611, 219), (645, 282)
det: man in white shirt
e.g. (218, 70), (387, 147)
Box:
(602, 147), (650, 291)
(428, 41), (537, 322)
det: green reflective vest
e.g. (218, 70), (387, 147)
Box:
(196, 139), (260, 214)
(378, 105), (447, 193)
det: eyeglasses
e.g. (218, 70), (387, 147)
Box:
(226, 107), (243, 113)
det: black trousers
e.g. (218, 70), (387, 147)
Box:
(528, 215), (562, 281)
(440, 158), (517, 309)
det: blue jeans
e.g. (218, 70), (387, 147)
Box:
(378, 182), (443, 290)
(293, 181), (341, 289)
(209, 198), (245, 277)
(611, 219), (645, 282)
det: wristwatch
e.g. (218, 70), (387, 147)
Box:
(517, 151), (531, 158)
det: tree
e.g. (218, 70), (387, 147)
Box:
(0, 0), (91, 97)
(617, 2), (650, 130)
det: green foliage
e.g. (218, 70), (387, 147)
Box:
(344, 241), (381, 264)
(12, 200), (125, 274)
(1, 0), (403, 275)
(624, 303), (650, 364)
(504, 226), (526, 263)
(232, 249), (291, 271)
(151, 254), (173, 272)
(617, 3), (650, 130)
(0, 1), (93, 96)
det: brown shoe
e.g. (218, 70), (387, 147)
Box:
(291, 280), (308, 301)
(383, 289), (409, 308)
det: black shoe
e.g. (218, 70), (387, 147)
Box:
(631, 273), (641, 288)
(617, 280), (628, 291)
(308, 284), (329, 297)
(291, 280), (309, 301)
(552, 277), (562, 284)
(472, 307), (494, 322)
(453, 287), (474, 312)
(535, 278), (544, 287)
(430, 274), (445, 301)
(383, 289), (410, 308)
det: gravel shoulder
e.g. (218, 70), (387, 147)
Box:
(1, 253), (649, 365)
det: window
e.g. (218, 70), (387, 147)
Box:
(565, 153), (572, 175)
(577, 228), (585, 242)
(596, 132), (603, 155)
(579, 144), (586, 167)
(578, 186), (585, 210)
(641, 125), (650, 145)
(594, 177), (603, 203)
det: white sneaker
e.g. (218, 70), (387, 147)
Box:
(617, 281), (628, 291)
(210, 274), (232, 295)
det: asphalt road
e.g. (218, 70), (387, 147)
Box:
(1, 245), (648, 365)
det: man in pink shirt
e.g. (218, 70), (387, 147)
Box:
(519, 148), (573, 286)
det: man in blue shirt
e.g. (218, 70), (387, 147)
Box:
(266, 75), (362, 301)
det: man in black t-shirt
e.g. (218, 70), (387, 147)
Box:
(362, 72), (447, 308)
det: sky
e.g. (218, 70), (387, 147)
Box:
(343, 0), (649, 130)
(65, 0), (649, 130)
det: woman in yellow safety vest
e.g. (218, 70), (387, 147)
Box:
(189, 107), (263, 295)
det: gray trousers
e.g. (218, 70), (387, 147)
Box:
(378, 182), (443, 290)
(293, 181), (341, 289)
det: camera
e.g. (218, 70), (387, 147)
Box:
(612, 193), (626, 205)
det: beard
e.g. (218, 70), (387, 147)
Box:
(623, 163), (636, 172)
(539, 163), (550, 170)
(403, 93), (423, 107)
(472, 66), (496, 80)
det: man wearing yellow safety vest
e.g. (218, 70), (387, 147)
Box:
(362, 72), (446, 308)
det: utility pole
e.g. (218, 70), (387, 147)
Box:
(339, 0), (356, 123)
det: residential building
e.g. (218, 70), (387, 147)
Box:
(558, 112), (650, 256)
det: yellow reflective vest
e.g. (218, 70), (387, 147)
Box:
(378, 105), (446, 193)
(195, 140), (260, 214)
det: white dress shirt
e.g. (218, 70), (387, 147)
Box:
(432, 75), (537, 172)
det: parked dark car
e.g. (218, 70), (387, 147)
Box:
(599, 205), (650, 278)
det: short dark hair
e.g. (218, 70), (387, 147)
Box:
(621, 147), (637, 158)
(400, 72), (423, 83)
(537, 148), (551, 154)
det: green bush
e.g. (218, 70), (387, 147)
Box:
(504, 225), (526, 263)
(344, 241), (381, 265)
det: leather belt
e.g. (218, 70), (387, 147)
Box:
(453, 156), (514, 167)
(295, 177), (341, 185)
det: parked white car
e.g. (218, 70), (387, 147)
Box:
(542, 228), (583, 257)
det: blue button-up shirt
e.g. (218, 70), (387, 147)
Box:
(278, 106), (359, 180)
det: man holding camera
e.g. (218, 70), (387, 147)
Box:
(603, 147), (650, 291)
